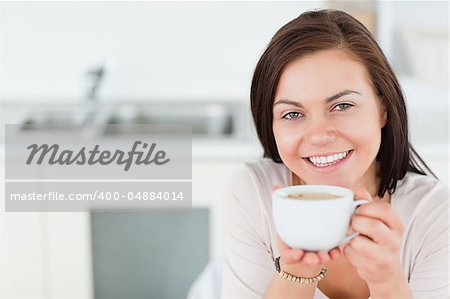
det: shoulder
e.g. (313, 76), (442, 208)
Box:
(223, 158), (290, 219)
(226, 157), (290, 191)
(394, 172), (447, 209)
(393, 171), (448, 234)
(395, 175), (449, 297)
(395, 172), (444, 196)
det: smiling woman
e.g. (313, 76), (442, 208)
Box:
(272, 49), (387, 193)
(221, 9), (448, 299)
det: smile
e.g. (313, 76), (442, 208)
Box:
(304, 149), (353, 168)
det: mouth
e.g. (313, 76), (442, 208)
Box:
(303, 149), (354, 170)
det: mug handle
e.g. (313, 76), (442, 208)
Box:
(340, 199), (370, 244)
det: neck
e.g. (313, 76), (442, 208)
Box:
(357, 160), (380, 198)
(365, 161), (391, 202)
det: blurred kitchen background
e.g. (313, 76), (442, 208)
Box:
(0, 1), (448, 298)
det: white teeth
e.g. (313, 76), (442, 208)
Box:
(307, 150), (350, 167)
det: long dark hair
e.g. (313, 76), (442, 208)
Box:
(250, 9), (437, 197)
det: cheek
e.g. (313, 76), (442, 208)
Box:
(350, 117), (380, 133)
(345, 120), (382, 160)
(273, 124), (300, 158)
(339, 109), (382, 140)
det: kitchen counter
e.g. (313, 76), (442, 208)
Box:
(0, 101), (264, 162)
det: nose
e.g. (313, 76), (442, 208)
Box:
(303, 117), (337, 146)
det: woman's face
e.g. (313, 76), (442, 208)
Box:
(272, 49), (387, 188)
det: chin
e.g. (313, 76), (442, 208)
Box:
(305, 175), (352, 188)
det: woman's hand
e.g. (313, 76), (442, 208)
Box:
(273, 185), (342, 277)
(277, 236), (342, 276)
(344, 189), (406, 293)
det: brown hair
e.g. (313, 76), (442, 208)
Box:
(250, 9), (436, 197)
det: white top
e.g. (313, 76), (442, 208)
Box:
(221, 158), (449, 299)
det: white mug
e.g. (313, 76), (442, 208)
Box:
(272, 185), (368, 252)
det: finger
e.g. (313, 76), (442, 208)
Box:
(277, 236), (305, 263)
(286, 249), (305, 263)
(317, 251), (331, 264)
(343, 244), (370, 268)
(354, 201), (404, 233)
(272, 184), (282, 191)
(301, 252), (321, 266)
(347, 235), (382, 260)
(277, 235), (291, 250)
(351, 215), (401, 251)
(353, 189), (373, 202)
(346, 222), (356, 235)
(329, 248), (341, 259)
(328, 247), (342, 259)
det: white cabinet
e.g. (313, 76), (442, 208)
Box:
(192, 161), (243, 259)
(1, 178), (93, 298)
(0, 212), (46, 298)
(1, 158), (46, 298)
(0, 159), (244, 298)
(45, 213), (93, 299)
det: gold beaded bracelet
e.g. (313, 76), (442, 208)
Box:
(274, 256), (328, 284)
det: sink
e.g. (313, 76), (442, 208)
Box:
(20, 110), (87, 130)
(19, 102), (239, 138)
(102, 103), (234, 136)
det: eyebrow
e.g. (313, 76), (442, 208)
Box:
(273, 90), (361, 108)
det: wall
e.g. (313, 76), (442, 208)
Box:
(377, 1), (448, 83)
(0, 1), (325, 101)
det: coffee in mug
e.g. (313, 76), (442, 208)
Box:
(272, 185), (368, 251)
(287, 192), (342, 200)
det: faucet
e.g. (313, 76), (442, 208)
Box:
(83, 65), (105, 126)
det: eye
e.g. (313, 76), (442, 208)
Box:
(333, 103), (354, 111)
(281, 111), (303, 122)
